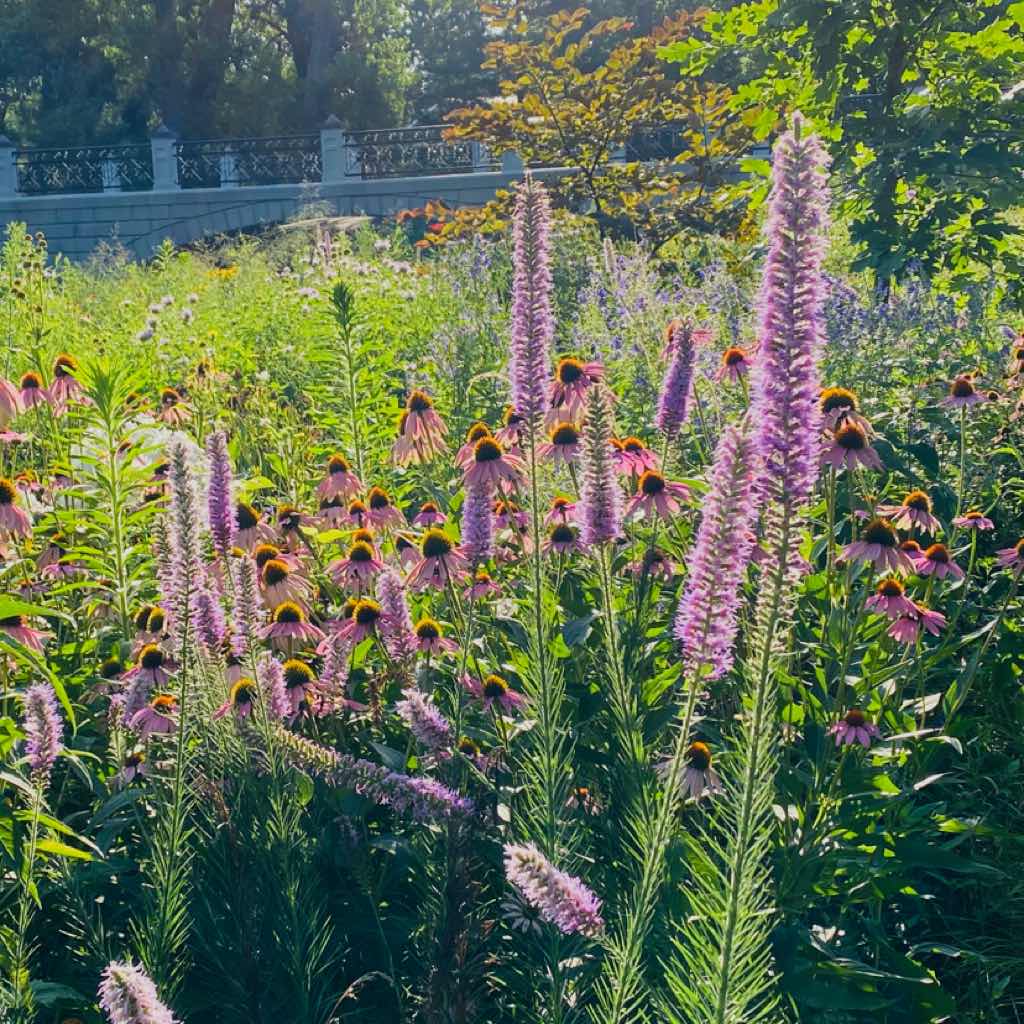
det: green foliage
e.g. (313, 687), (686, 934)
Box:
(663, 0), (1024, 296)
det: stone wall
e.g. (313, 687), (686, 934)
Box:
(0, 168), (562, 262)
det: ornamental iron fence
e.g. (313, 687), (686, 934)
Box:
(176, 135), (322, 189)
(14, 144), (154, 195)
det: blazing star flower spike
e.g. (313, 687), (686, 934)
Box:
(205, 430), (236, 559)
(22, 682), (63, 787)
(98, 960), (177, 1024)
(503, 842), (604, 937)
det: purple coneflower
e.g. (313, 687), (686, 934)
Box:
(996, 538), (1024, 572)
(495, 406), (526, 448)
(213, 677), (259, 721)
(545, 495), (577, 525)
(888, 603), (947, 644)
(508, 175), (554, 425)
(655, 320), (698, 437)
(674, 423), (758, 680)
(538, 421), (582, 465)
(463, 436), (525, 491)
(843, 518), (916, 575)
(98, 959), (177, 1024)
(366, 486), (406, 530)
(548, 357), (603, 425)
(235, 501), (271, 550)
(714, 346), (751, 383)
(953, 509), (994, 530)
(628, 548), (676, 579)
(941, 375), (986, 408)
(393, 390), (448, 464)
(0, 376), (19, 425)
(455, 422), (494, 470)
(820, 387), (871, 432)
(328, 540), (384, 591)
(344, 499), (369, 528)
(413, 501), (446, 527)
(130, 694), (178, 738)
(916, 543), (963, 580)
(464, 567), (500, 600)
(0, 477), (31, 538)
(205, 430), (235, 559)
(413, 617), (457, 656)
(1, 614), (48, 653)
(821, 422), (882, 471)
(657, 741), (723, 801)
(282, 658), (317, 716)
(543, 522), (582, 556)
(865, 578), (917, 619)
(22, 682), (63, 785)
(127, 644), (177, 687)
(18, 371), (50, 411)
(396, 687), (453, 754)
(337, 598), (383, 644)
(829, 709), (880, 748)
(878, 490), (941, 534)
(579, 385), (621, 546)
(115, 750), (149, 787)
(157, 387), (189, 426)
(49, 353), (84, 409)
(503, 842), (603, 937)
(406, 528), (469, 591)
(262, 601), (324, 650)
(614, 436), (659, 476)
(317, 454), (363, 501)
(624, 470), (691, 521)
(462, 672), (526, 712)
(260, 556), (313, 607)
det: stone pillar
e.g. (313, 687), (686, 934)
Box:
(320, 114), (346, 184)
(101, 158), (123, 192)
(470, 140), (491, 172)
(0, 136), (17, 194)
(150, 122), (179, 191)
(219, 146), (239, 188)
(501, 150), (524, 174)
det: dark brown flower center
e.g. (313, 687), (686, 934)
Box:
(421, 529), (453, 558)
(877, 578), (904, 598)
(348, 500), (367, 519)
(20, 372), (41, 390)
(134, 605), (155, 631)
(147, 609), (166, 633)
(863, 518), (898, 547)
(283, 660), (315, 688)
(951, 376), (975, 398)
(415, 619), (440, 640)
(844, 709), (866, 727)
(621, 437), (645, 454)
(483, 674), (508, 698)
(254, 544), (280, 568)
(722, 347), (747, 366)
(901, 540), (922, 554)
(820, 387), (857, 414)
(0, 478), (16, 504)
(152, 694), (177, 713)
(550, 523), (575, 544)
(54, 354), (78, 377)
(557, 358), (585, 384)
(687, 741), (712, 770)
(903, 490), (931, 511)
(100, 657), (124, 678)
(551, 423), (579, 446)
(273, 602), (304, 624)
(835, 423), (867, 451)
(231, 679), (257, 705)
(407, 389), (433, 412)
(639, 471), (666, 496)
(473, 437), (503, 463)
(349, 541), (374, 563)
(262, 559), (290, 585)
(328, 454), (351, 474)
(354, 599), (381, 626)
(924, 543), (949, 563)
(237, 503), (260, 530)
(277, 505), (302, 530)
(466, 422), (491, 444)
(419, 502), (439, 516)
(0, 615), (26, 628)
(367, 487), (391, 510)
(140, 645), (164, 670)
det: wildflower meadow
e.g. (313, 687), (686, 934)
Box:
(2, 115), (1024, 1024)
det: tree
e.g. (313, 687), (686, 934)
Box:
(443, 4), (756, 247)
(664, 0), (1024, 294)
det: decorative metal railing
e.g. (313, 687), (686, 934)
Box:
(14, 144), (154, 195)
(344, 126), (486, 179)
(176, 135), (322, 189)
